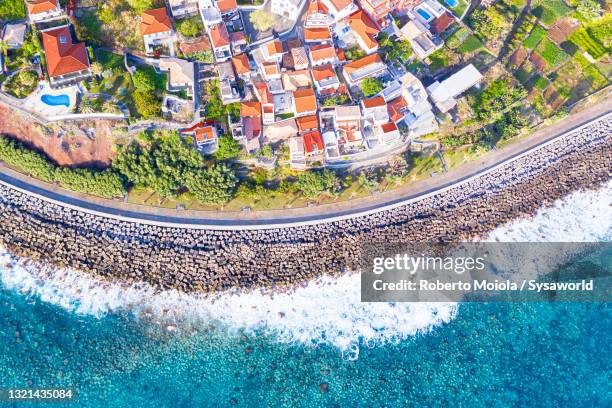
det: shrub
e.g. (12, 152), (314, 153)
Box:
(534, 75), (549, 90)
(183, 164), (238, 205)
(176, 17), (203, 38)
(249, 10), (276, 31)
(3, 70), (39, 99)
(470, 7), (506, 40)
(569, 27), (607, 59)
(215, 133), (242, 161)
(0, 0), (26, 20)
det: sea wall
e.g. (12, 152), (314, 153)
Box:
(0, 118), (610, 293)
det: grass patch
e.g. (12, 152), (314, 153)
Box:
(427, 49), (449, 71)
(459, 35), (484, 53)
(95, 49), (124, 70)
(514, 67), (532, 84)
(446, 27), (470, 49)
(568, 27), (607, 59)
(534, 75), (549, 90)
(523, 25), (547, 49)
(538, 39), (569, 67)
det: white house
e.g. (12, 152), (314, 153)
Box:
(141, 8), (176, 55)
(342, 53), (386, 87)
(168, 0), (199, 17)
(361, 96), (389, 125)
(2, 24), (27, 50)
(27, 0), (63, 23)
(346, 10), (379, 55)
(320, 0), (357, 23)
(308, 43), (336, 67)
(312, 64), (340, 94)
(305, 0), (330, 27)
(427, 64), (483, 113)
(271, 0), (305, 21)
(208, 23), (231, 61)
(399, 19), (443, 60)
(158, 58), (196, 98)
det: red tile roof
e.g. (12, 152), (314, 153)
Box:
(387, 97), (408, 122)
(293, 88), (317, 113)
(304, 27), (331, 42)
(296, 114), (319, 132)
(243, 116), (262, 140)
(343, 53), (383, 74)
(307, 0), (329, 15)
(312, 64), (337, 82)
(303, 130), (324, 153)
(309, 43), (335, 62)
(41, 26), (90, 78)
(231, 53), (250, 74)
(216, 0), (238, 13)
(141, 8), (172, 35)
(241, 101), (262, 117)
(430, 12), (454, 35)
(265, 39), (284, 56)
(230, 31), (247, 43)
(254, 82), (272, 104)
(27, 0), (58, 14)
(209, 23), (230, 48)
(195, 126), (216, 143)
(381, 122), (398, 133)
(362, 96), (386, 108)
(346, 10), (378, 50)
(327, 0), (353, 12)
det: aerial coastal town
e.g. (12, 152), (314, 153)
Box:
(0, 0), (609, 208)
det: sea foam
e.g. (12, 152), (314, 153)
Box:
(1, 181), (610, 358)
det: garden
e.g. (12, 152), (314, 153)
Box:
(0, 0), (25, 21)
(2, 70), (39, 99)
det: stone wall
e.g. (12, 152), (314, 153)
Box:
(0, 119), (609, 293)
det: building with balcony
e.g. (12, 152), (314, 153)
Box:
(41, 25), (91, 89)
(141, 8), (176, 55)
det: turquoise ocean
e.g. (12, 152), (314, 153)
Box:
(0, 182), (610, 407)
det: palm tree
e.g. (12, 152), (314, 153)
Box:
(79, 99), (95, 114)
(0, 40), (8, 59)
(90, 61), (103, 77)
(102, 100), (117, 113)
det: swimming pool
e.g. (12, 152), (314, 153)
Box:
(41, 94), (70, 107)
(416, 8), (432, 21)
(445, 0), (458, 7)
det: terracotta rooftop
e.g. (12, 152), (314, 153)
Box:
(327, 0), (353, 12)
(230, 31), (247, 43)
(303, 130), (324, 153)
(362, 96), (386, 108)
(254, 82), (272, 104)
(291, 47), (309, 67)
(243, 116), (262, 140)
(296, 114), (319, 132)
(347, 10), (378, 50)
(195, 126), (216, 143)
(41, 26), (89, 78)
(293, 88), (317, 113)
(307, 0), (329, 15)
(262, 61), (279, 76)
(312, 64), (337, 82)
(430, 12), (454, 35)
(231, 53), (250, 74)
(179, 37), (211, 54)
(343, 53), (383, 74)
(387, 96), (408, 122)
(282, 69), (312, 90)
(241, 101), (262, 117)
(265, 39), (284, 56)
(141, 8), (172, 36)
(381, 122), (398, 133)
(304, 27), (331, 42)
(27, 0), (58, 14)
(209, 23), (230, 48)
(216, 0), (238, 13)
(309, 43), (335, 61)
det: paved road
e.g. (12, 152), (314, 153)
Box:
(0, 100), (609, 229)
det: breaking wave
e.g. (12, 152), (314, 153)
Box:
(0, 181), (610, 359)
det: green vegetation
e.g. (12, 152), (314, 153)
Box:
(493, 107), (529, 140)
(534, 75), (550, 90)
(538, 39), (568, 67)
(523, 25), (547, 49)
(472, 78), (527, 120)
(113, 131), (238, 204)
(321, 94), (350, 106)
(202, 80), (240, 123)
(4, 30), (44, 72)
(0, 136), (125, 198)
(575, 0), (603, 22)
(360, 77), (382, 97)
(176, 16), (204, 38)
(585, 14), (611, 48)
(249, 10), (276, 31)
(96, 49), (124, 70)
(343, 46), (365, 61)
(0, 0), (26, 20)
(186, 51), (214, 63)
(446, 28), (470, 50)
(532, 0), (571, 26)
(569, 27), (607, 59)
(459, 35), (484, 53)
(470, 7), (507, 41)
(377, 32), (412, 62)
(427, 49), (449, 71)
(215, 133), (242, 161)
(296, 169), (340, 199)
(2, 70), (39, 99)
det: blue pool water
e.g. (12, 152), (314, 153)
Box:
(416, 8), (432, 21)
(41, 94), (70, 107)
(445, 0), (458, 8)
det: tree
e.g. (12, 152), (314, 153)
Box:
(470, 8), (505, 40)
(296, 169), (339, 199)
(184, 164), (238, 205)
(577, 0), (602, 21)
(90, 61), (104, 77)
(176, 18), (201, 37)
(215, 133), (242, 161)
(361, 77), (382, 97)
(133, 90), (160, 119)
(250, 10), (276, 31)
(132, 68), (158, 92)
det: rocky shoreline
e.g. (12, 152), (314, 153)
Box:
(0, 118), (610, 293)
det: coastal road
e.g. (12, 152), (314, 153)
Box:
(0, 100), (610, 230)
